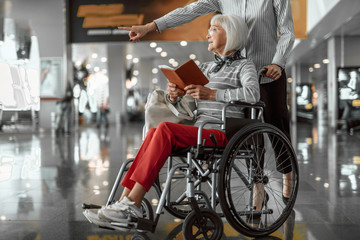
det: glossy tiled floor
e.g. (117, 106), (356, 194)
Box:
(0, 120), (360, 240)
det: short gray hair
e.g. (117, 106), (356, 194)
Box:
(211, 14), (248, 53)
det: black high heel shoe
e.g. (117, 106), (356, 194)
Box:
(282, 195), (289, 204)
(247, 191), (269, 221)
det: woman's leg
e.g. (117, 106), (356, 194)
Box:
(260, 71), (293, 200)
(121, 122), (228, 202)
(127, 183), (147, 208)
(260, 71), (290, 142)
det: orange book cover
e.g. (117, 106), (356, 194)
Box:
(160, 60), (209, 91)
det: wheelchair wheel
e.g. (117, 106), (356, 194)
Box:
(218, 122), (298, 237)
(182, 208), (223, 240)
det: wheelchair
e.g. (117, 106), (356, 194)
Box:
(83, 70), (299, 239)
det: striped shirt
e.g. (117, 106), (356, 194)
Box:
(154, 0), (295, 84)
(173, 58), (260, 131)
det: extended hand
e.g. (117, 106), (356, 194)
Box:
(167, 83), (185, 101)
(118, 22), (157, 43)
(184, 85), (217, 100)
(264, 64), (282, 80)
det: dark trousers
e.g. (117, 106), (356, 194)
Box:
(260, 71), (292, 174)
(97, 109), (109, 128)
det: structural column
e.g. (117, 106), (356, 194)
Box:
(290, 63), (300, 148)
(108, 43), (126, 126)
(327, 37), (337, 130)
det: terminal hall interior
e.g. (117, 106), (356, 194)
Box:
(1, 0), (360, 239)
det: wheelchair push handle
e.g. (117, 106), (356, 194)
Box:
(258, 68), (268, 82)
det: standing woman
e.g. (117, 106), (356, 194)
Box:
(120, 0), (295, 203)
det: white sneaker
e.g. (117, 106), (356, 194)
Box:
(83, 209), (112, 228)
(98, 197), (143, 223)
(84, 209), (131, 232)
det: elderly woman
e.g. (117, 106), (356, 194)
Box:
(87, 14), (260, 227)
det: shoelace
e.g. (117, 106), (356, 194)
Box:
(111, 197), (135, 211)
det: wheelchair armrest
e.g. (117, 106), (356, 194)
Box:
(197, 120), (224, 146)
(229, 100), (265, 109)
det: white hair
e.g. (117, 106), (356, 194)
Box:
(210, 14), (249, 53)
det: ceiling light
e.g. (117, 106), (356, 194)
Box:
(101, 57), (107, 62)
(169, 58), (175, 64)
(91, 53), (98, 59)
(324, 183), (329, 188)
(287, 78), (293, 83)
(189, 54), (196, 59)
(172, 62), (179, 67)
(150, 42), (157, 48)
(86, 64), (91, 69)
(152, 68), (158, 74)
(161, 51), (168, 57)
(133, 70), (139, 76)
(132, 58), (139, 63)
(195, 60), (200, 65)
(180, 41), (188, 46)
(322, 59), (329, 64)
(155, 47), (162, 53)
(126, 54), (133, 60)
(152, 78), (158, 84)
(94, 66), (100, 72)
(309, 67), (314, 72)
(314, 63), (321, 68)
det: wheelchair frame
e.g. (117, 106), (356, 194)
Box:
(83, 70), (299, 239)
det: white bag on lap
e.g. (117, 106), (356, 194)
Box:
(144, 89), (194, 132)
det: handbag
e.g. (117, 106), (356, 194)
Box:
(144, 89), (194, 131)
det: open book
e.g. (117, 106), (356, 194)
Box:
(159, 59), (209, 91)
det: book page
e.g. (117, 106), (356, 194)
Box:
(158, 65), (174, 70)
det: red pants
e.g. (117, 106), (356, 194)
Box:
(121, 122), (228, 191)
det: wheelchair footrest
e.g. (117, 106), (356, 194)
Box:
(111, 217), (155, 232)
(132, 218), (156, 232)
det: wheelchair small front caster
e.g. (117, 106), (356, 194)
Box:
(182, 208), (223, 240)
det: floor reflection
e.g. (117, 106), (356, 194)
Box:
(0, 121), (360, 239)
